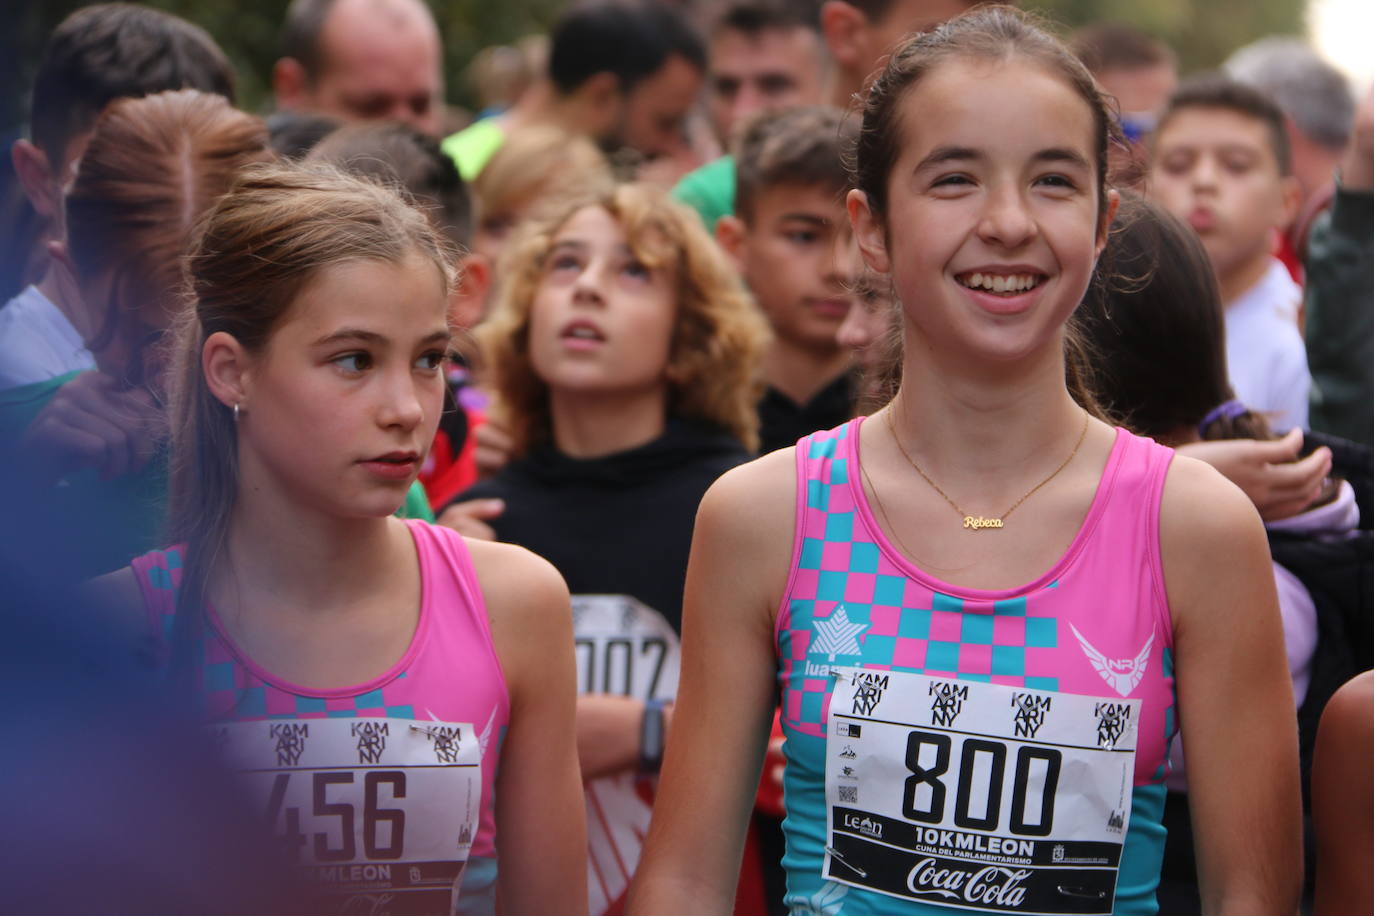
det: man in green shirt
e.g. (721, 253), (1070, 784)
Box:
(443, 1), (705, 181)
(674, 1), (828, 231)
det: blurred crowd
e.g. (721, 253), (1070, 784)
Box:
(2, 1), (1373, 914)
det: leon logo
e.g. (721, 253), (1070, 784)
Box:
(811, 606), (866, 663)
(1011, 693), (1052, 738)
(843, 813), (883, 839)
(270, 723), (308, 767)
(352, 721), (388, 764)
(427, 725), (463, 764)
(929, 682), (969, 727)
(1071, 623), (1154, 697)
(850, 671), (888, 716)
(1094, 702), (1132, 749)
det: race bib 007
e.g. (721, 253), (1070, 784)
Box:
(824, 669), (1139, 915)
(571, 594), (679, 700)
(571, 594), (682, 916)
(212, 716), (481, 916)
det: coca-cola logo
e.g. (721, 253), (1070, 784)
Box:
(906, 858), (1032, 908)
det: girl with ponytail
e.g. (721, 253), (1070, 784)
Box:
(632, 9), (1299, 913)
(99, 160), (586, 915)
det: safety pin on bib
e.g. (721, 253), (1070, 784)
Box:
(825, 846), (868, 878)
(1057, 886), (1107, 900)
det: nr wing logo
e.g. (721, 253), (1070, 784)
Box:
(1070, 622), (1154, 697)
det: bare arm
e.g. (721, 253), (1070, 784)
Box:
(79, 566), (161, 659)
(1312, 671), (1374, 915)
(435, 498), (504, 540)
(1177, 430), (1330, 521)
(575, 695), (678, 781)
(627, 451), (796, 914)
(19, 371), (161, 485)
(1161, 457), (1303, 915)
(472, 540), (588, 916)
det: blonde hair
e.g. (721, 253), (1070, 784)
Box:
(478, 184), (769, 456)
(473, 125), (612, 231)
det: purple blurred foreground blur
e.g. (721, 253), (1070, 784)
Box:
(0, 480), (308, 916)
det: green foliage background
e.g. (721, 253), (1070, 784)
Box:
(6, 0), (1304, 135)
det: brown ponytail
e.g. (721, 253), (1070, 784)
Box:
(65, 89), (270, 386)
(166, 160), (453, 687)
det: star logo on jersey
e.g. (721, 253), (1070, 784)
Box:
(811, 606), (866, 662)
(1070, 623), (1154, 697)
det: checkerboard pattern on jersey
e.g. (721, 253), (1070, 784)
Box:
(779, 428), (1064, 737)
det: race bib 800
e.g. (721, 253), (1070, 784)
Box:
(825, 669), (1139, 915)
(213, 716), (482, 916)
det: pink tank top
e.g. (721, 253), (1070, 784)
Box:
(775, 420), (1178, 914)
(131, 519), (509, 916)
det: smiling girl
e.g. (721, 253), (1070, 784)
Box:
(96, 162), (586, 916)
(630, 8), (1300, 915)
(456, 183), (768, 913)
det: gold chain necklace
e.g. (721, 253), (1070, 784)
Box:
(884, 408), (1090, 531)
(860, 459), (922, 561)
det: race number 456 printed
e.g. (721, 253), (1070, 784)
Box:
(825, 669), (1140, 914)
(211, 716), (481, 916)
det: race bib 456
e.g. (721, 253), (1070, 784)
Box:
(213, 717), (482, 916)
(825, 669), (1139, 915)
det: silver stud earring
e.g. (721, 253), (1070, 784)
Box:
(233, 402), (241, 422)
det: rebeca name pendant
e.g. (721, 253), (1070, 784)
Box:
(886, 409), (1090, 532)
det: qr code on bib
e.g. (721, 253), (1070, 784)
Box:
(837, 785), (858, 803)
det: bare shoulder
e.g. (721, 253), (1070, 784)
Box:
(1158, 453), (1271, 630)
(1159, 453), (1267, 573)
(1160, 452), (1264, 544)
(81, 566), (148, 632)
(464, 537), (570, 631)
(1319, 670), (1374, 750)
(696, 446), (797, 542)
(688, 446), (799, 627)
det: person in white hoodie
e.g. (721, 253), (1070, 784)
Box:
(1077, 194), (1360, 914)
(1148, 73), (1311, 432)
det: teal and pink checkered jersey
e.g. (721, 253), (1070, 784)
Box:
(132, 519), (508, 916)
(776, 419), (1179, 915)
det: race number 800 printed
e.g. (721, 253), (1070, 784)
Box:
(824, 669), (1139, 915)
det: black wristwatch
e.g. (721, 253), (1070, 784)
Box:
(639, 698), (667, 775)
